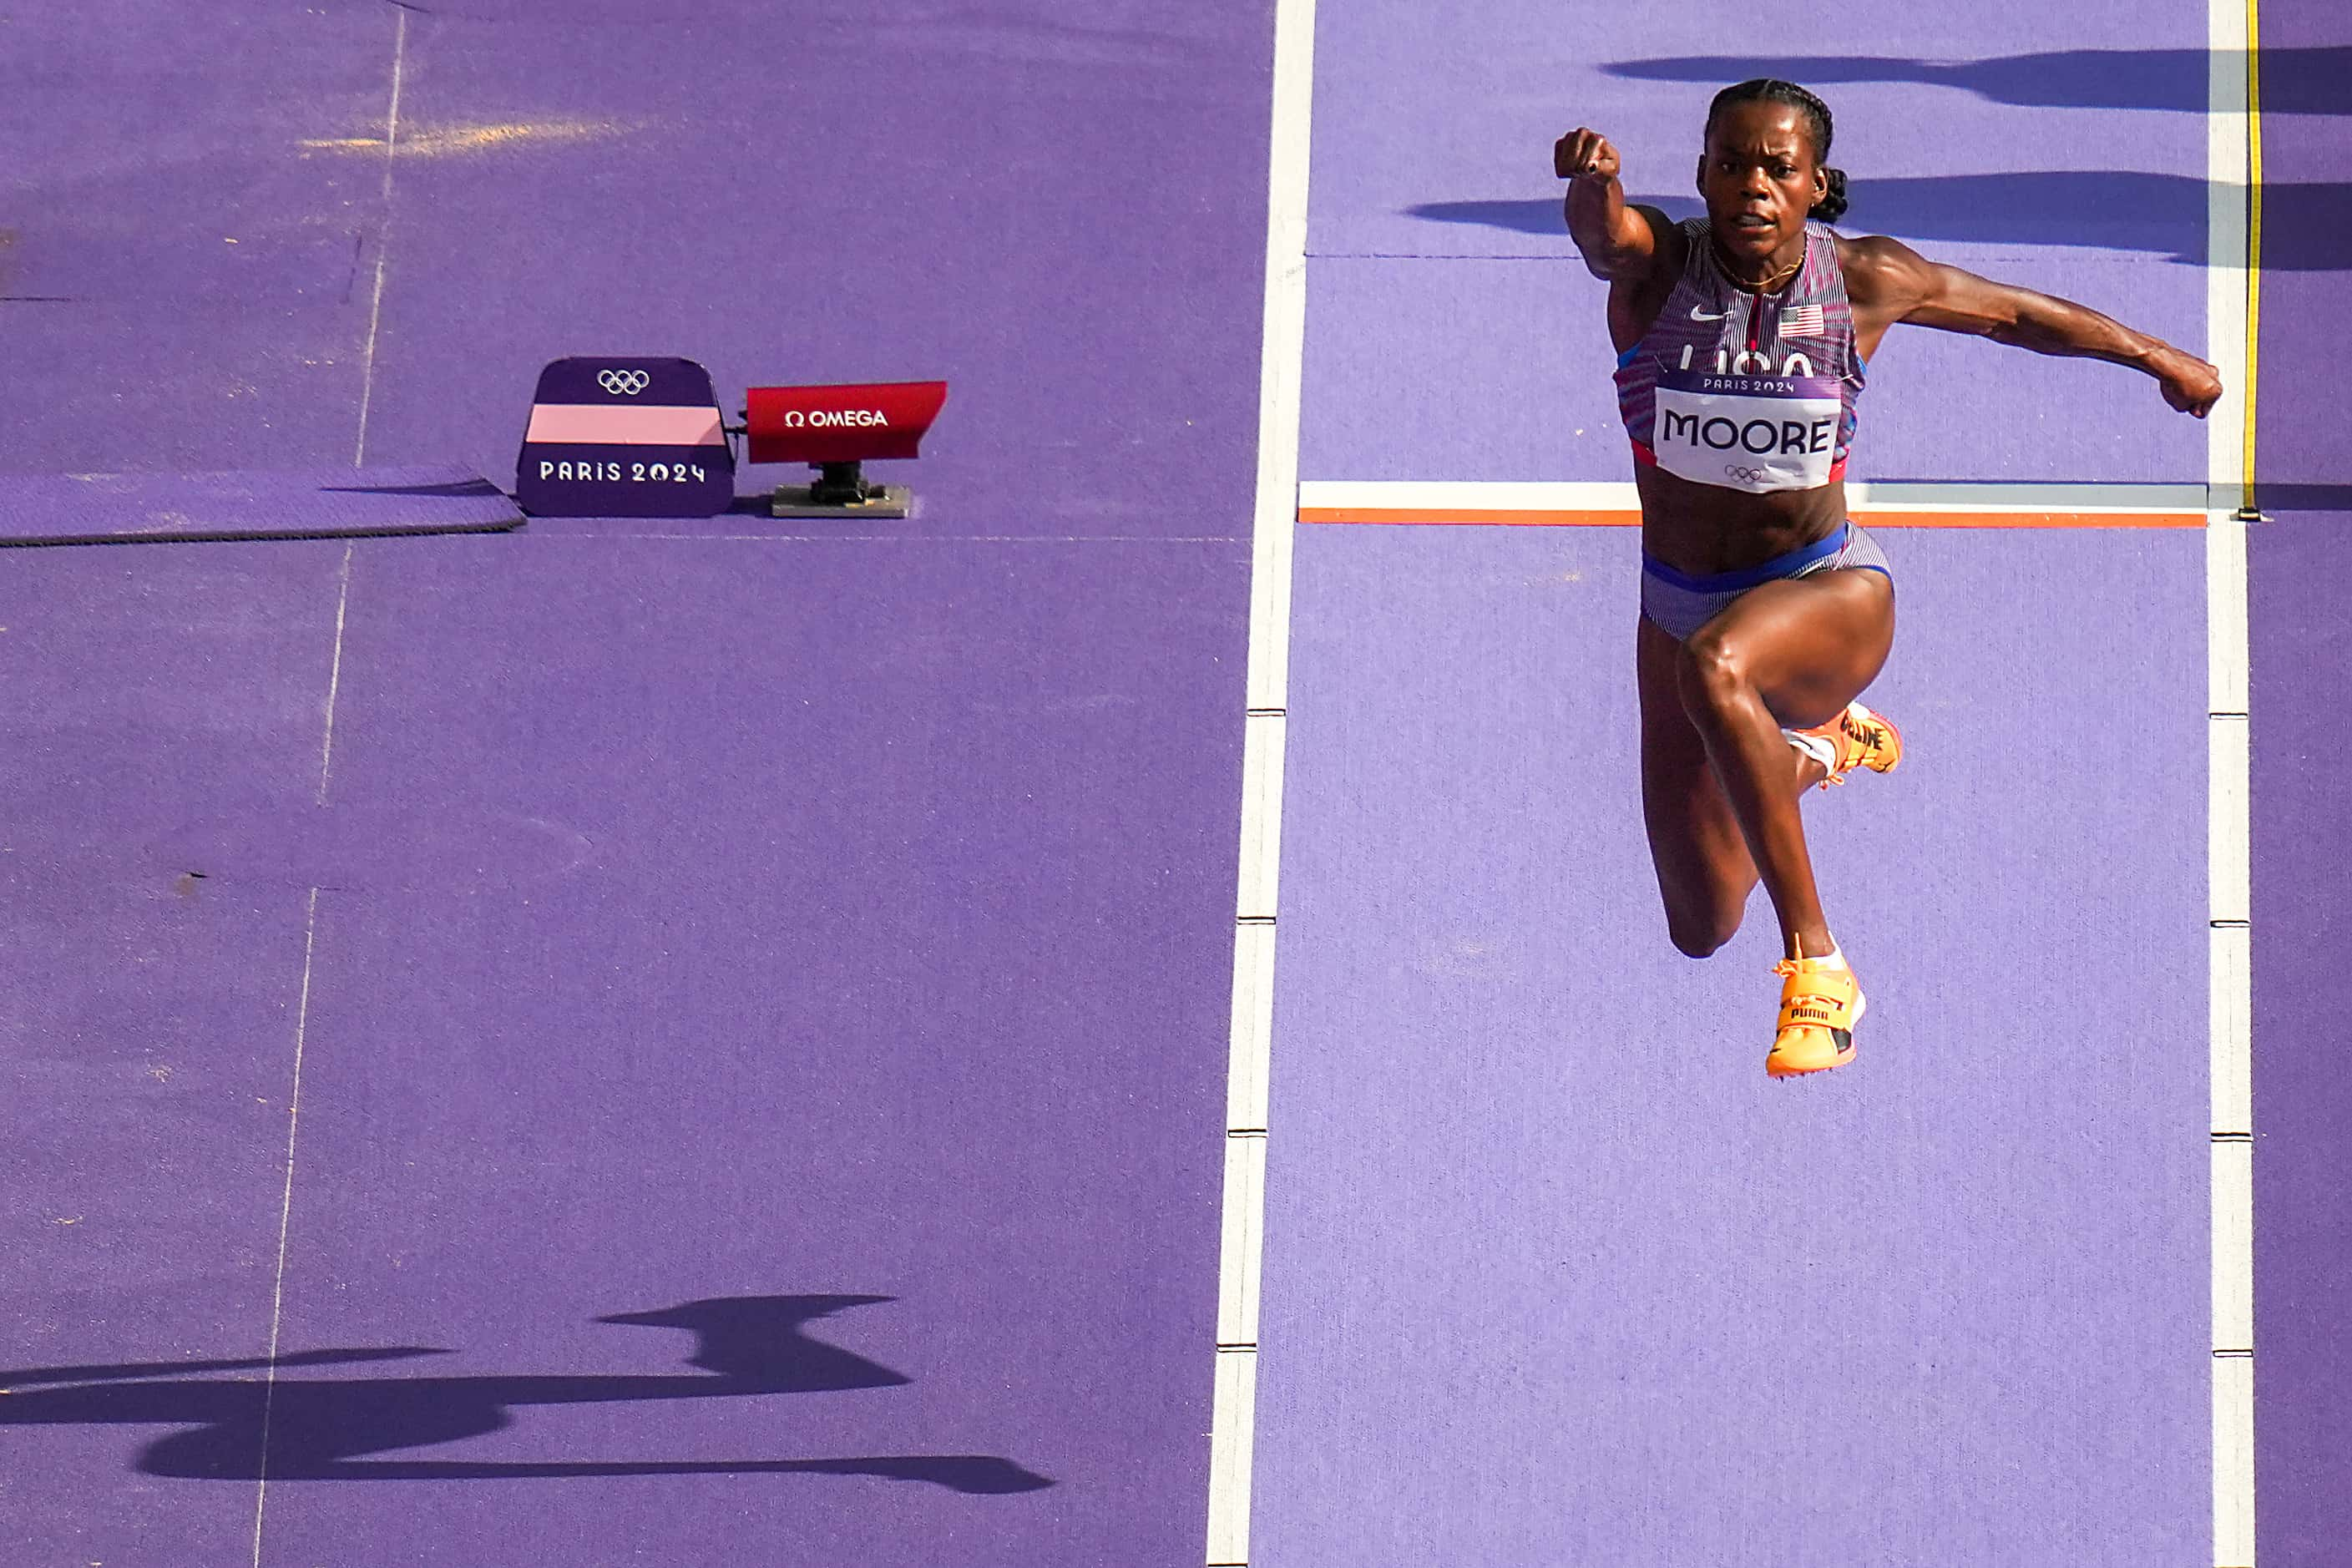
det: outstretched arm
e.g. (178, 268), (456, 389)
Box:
(1555, 128), (1679, 283)
(1843, 235), (2223, 417)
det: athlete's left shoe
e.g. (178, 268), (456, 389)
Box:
(1765, 952), (1866, 1078)
(1794, 701), (1903, 788)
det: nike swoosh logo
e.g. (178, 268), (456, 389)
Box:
(1690, 306), (1729, 321)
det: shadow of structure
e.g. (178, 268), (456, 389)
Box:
(1405, 174), (2352, 269)
(0, 1295), (1051, 1493)
(2240, 485), (2352, 516)
(1600, 48), (2352, 115)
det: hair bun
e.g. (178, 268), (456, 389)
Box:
(1812, 166), (1850, 224)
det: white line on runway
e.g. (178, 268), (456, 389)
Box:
(2203, 1), (2258, 1560)
(249, 887), (324, 1568)
(316, 541), (356, 805)
(352, 7), (409, 471)
(1207, 0), (1317, 1557)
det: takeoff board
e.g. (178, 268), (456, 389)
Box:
(516, 357), (735, 518)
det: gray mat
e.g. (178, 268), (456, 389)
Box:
(0, 467), (521, 546)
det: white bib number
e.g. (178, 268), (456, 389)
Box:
(1654, 370), (1843, 493)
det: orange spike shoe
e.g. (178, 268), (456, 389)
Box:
(1793, 701), (1903, 788)
(1765, 948), (1866, 1078)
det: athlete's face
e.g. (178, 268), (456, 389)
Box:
(1697, 102), (1826, 260)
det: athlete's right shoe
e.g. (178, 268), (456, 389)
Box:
(1794, 701), (1903, 788)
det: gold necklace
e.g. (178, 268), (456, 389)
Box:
(1711, 232), (1804, 294)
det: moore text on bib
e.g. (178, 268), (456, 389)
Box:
(1652, 369), (1844, 493)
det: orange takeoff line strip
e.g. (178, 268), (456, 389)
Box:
(1297, 508), (2206, 529)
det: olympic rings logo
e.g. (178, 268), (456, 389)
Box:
(1725, 464), (1770, 483)
(598, 369), (650, 396)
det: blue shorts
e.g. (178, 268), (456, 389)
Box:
(1639, 521), (1893, 642)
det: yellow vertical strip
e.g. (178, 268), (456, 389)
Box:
(2242, 0), (2263, 517)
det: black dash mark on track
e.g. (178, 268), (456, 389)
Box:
(0, 296), (78, 304)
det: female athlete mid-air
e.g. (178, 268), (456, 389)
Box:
(1555, 78), (2222, 1077)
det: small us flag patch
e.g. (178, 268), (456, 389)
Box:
(1781, 304), (1827, 336)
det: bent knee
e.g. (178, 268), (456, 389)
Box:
(1665, 904), (1740, 959)
(1676, 628), (1749, 711)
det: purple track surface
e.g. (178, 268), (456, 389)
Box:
(1255, 525), (2209, 1564)
(2250, 7), (2352, 1565)
(4, 0), (2346, 1562)
(0, 2), (1272, 1563)
(1253, 1), (2277, 1564)
(1300, 2), (2208, 484)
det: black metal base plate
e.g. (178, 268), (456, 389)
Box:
(769, 484), (913, 519)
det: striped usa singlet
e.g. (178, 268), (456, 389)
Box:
(1613, 218), (1864, 494)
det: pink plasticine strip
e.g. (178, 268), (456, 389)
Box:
(525, 405), (726, 445)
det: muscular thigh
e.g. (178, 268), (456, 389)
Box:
(1687, 566), (1896, 728)
(1637, 613), (1755, 915)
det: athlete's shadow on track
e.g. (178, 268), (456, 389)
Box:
(0, 1295), (1051, 1493)
(1408, 175), (2352, 269)
(1601, 47), (2352, 116)
(1414, 45), (2350, 266)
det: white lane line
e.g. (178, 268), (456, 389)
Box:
(249, 887), (325, 1568)
(1232, 716), (1287, 923)
(352, 6), (409, 469)
(1298, 478), (2212, 516)
(1226, 922), (1276, 1136)
(1241, 0), (1313, 721)
(316, 541), (356, 805)
(1207, 0), (1315, 1558)
(518, 534), (1249, 544)
(2205, 0), (2258, 1559)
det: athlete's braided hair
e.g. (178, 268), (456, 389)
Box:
(1704, 78), (1849, 224)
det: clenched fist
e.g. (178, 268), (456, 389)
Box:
(1554, 128), (1621, 183)
(2150, 346), (2223, 418)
